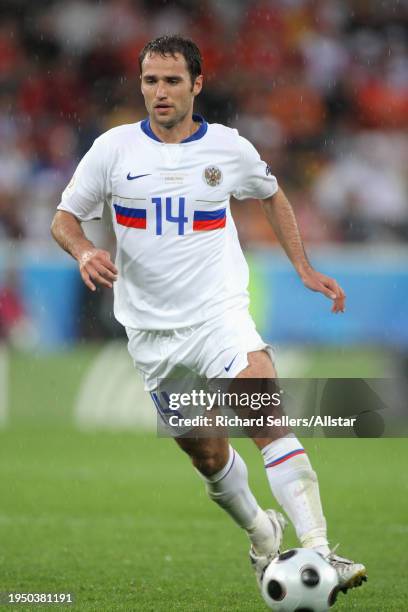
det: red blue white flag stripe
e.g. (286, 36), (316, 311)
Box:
(193, 208), (226, 231)
(114, 203), (147, 229)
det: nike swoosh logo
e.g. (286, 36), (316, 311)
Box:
(225, 354), (239, 373)
(127, 173), (151, 180)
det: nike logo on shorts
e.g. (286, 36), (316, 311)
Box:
(225, 354), (239, 373)
(127, 173), (151, 180)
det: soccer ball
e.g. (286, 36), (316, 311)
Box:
(261, 548), (339, 612)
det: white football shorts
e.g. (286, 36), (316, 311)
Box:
(126, 307), (275, 392)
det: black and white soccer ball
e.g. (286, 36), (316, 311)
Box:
(261, 548), (339, 612)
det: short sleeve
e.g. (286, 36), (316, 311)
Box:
(232, 136), (278, 201)
(57, 137), (108, 221)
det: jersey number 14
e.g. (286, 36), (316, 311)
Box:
(151, 197), (187, 235)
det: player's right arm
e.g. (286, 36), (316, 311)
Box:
(51, 135), (118, 291)
(51, 211), (117, 291)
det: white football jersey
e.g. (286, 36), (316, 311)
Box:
(58, 115), (278, 330)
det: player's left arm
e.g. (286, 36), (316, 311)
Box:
(261, 187), (346, 313)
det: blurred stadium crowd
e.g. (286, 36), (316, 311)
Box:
(0, 0), (407, 248)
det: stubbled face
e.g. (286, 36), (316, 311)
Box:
(141, 52), (202, 129)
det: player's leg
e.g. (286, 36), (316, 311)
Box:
(237, 349), (367, 590)
(174, 435), (285, 558)
(236, 350), (329, 553)
(125, 327), (281, 577)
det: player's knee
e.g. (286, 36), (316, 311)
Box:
(239, 349), (276, 378)
(192, 448), (229, 477)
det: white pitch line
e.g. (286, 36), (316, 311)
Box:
(276, 348), (308, 377)
(74, 340), (155, 431)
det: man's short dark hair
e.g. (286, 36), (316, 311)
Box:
(139, 35), (202, 84)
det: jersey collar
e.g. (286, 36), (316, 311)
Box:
(140, 114), (208, 143)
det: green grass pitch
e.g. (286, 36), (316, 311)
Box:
(0, 346), (406, 611)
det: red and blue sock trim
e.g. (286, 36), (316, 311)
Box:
(265, 448), (305, 468)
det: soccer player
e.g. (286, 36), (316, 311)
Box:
(51, 35), (366, 597)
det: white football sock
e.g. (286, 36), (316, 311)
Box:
(262, 435), (329, 554)
(200, 445), (278, 555)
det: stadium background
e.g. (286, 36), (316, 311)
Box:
(0, 0), (407, 610)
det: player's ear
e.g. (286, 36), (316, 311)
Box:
(192, 75), (203, 96)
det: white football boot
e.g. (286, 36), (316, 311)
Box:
(325, 546), (367, 592)
(249, 509), (287, 586)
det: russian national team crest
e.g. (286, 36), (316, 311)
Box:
(203, 165), (223, 187)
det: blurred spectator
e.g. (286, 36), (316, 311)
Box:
(0, 0), (405, 250)
(51, 0), (106, 53)
(314, 132), (407, 242)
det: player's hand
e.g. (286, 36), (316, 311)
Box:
(77, 248), (118, 291)
(300, 268), (346, 313)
